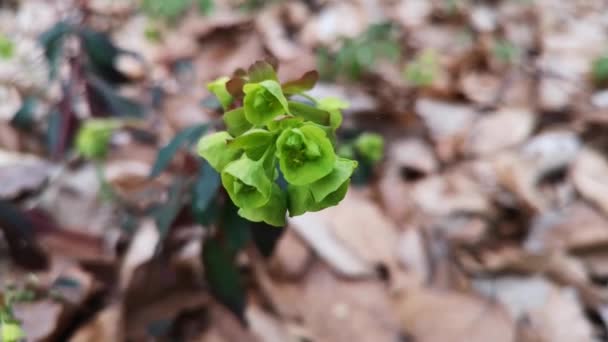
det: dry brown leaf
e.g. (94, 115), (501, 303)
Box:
(412, 172), (490, 216)
(268, 229), (313, 280)
(299, 3), (367, 47)
(289, 212), (374, 278)
(395, 287), (515, 342)
(70, 304), (123, 342)
(396, 228), (430, 285)
(120, 219), (159, 290)
(0, 154), (50, 199)
(415, 98), (478, 161)
(273, 263), (401, 342)
(525, 203), (608, 253)
(573, 148), (608, 215)
(465, 108), (535, 157)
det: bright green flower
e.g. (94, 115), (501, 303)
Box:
(221, 156), (272, 209)
(243, 80), (289, 125)
(75, 119), (120, 160)
(223, 108), (252, 137)
(207, 77), (233, 110)
(197, 132), (241, 172)
(317, 97), (349, 129)
(238, 184), (286, 226)
(287, 158), (356, 216)
(354, 132), (384, 163)
(276, 124), (335, 185)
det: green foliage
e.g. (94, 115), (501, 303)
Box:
(197, 61), (357, 226)
(317, 22), (401, 81)
(75, 119), (121, 160)
(592, 54), (608, 87)
(404, 49), (439, 87)
(493, 40), (521, 65)
(142, 0), (191, 20)
(354, 132), (384, 164)
(0, 34), (15, 60)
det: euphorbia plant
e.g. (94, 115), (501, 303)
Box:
(198, 61), (358, 227)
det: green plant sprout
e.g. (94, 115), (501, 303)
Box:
(317, 22), (401, 81)
(592, 53), (608, 87)
(493, 39), (521, 65)
(198, 61), (358, 226)
(404, 49), (439, 87)
(1, 289), (28, 342)
(0, 34), (15, 60)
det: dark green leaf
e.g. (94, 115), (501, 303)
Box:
(202, 236), (246, 320)
(10, 96), (37, 130)
(87, 76), (145, 117)
(39, 21), (71, 79)
(154, 178), (186, 242)
(0, 200), (48, 270)
(79, 28), (130, 84)
(282, 71), (319, 94)
(191, 161), (221, 225)
(149, 123), (208, 178)
(287, 101), (330, 126)
(249, 221), (284, 258)
(220, 200), (251, 255)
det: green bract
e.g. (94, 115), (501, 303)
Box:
(221, 156), (272, 209)
(277, 124), (335, 185)
(243, 80), (289, 125)
(197, 131), (241, 171)
(207, 77), (233, 110)
(197, 61), (358, 226)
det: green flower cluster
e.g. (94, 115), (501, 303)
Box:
(198, 61), (358, 227)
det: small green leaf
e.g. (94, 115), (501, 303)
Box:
(228, 129), (275, 160)
(221, 156), (272, 209)
(276, 124), (336, 186)
(197, 131), (241, 172)
(592, 54), (608, 86)
(287, 101), (330, 126)
(142, 0), (191, 20)
(243, 80), (289, 125)
(282, 70), (319, 94)
(150, 123), (208, 178)
(223, 108), (252, 137)
(75, 119), (120, 160)
(238, 184), (286, 227)
(247, 60), (278, 82)
(0, 34), (15, 59)
(202, 236), (246, 320)
(207, 77), (233, 110)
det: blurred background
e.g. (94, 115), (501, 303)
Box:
(2, 0), (608, 341)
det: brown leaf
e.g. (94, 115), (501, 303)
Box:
(573, 148), (608, 215)
(70, 304), (123, 342)
(395, 287), (515, 342)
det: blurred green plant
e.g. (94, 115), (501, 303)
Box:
(338, 131), (384, 184)
(317, 22), (401, 81)
(404, 49), (440, 87)
(141, 0), (214, 21)
(592, 54), (608, 87)
(0, 34), (15, 59)
(493, 39), (521, 65)
(0, 285), (37, 342)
